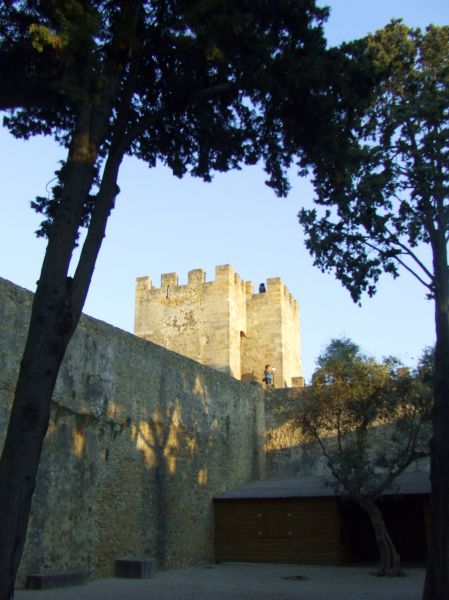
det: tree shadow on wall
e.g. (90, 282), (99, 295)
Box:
(132, 370), (216, 569)
(19, 407), (98, 580)
(132, 375), (179, 568)
(133, 367), (226, 569)
(133, 365), (266, 569)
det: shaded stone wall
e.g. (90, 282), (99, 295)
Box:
(0, 277), (265, 584)
(264, 388), (318, 477)
(264, 388), (430, 479)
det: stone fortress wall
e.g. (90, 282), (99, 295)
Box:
(0, 276), (428, 585)
(0, 277), (267, 584)
(134, 265), (303, 388)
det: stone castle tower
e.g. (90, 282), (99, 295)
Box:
(134, 264), (303, 388)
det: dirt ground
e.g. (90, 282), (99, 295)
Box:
(15, 562), (425, 599)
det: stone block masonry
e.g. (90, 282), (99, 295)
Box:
(135, 265), (303, 388)
(0, 277), (427, 586)
(0, 277), (266, 586)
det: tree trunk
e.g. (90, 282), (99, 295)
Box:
(0, 134), (101, 596)
(0, 150), (125, 599)
(0, 6), (138, 591)
(0, 139), (125, 600)
(423, 235), (449, 600)
(357, 496), (402, 576)
(0, 290), (75, 600)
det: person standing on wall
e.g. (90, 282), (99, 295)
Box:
(263, 365), (274, 386)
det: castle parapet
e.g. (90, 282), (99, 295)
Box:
(265, 277), (298, 311)
(244, 277), (297, 311)
(188, 269), (206, 286)
(136, 276), (151, 291)
(213, 265), (246, 293)
(161, 272), (178, 288)
(136, 265), (252, 295)
(215, 264), (234, 285)
(266, 277), (283, 295)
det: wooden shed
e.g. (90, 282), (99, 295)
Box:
(214, 472), (429, 565)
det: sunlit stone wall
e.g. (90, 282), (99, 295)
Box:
(0, 277), (265, 583)
(134, 265), (303, 387)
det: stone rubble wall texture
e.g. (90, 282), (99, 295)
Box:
(0, 277), (266, 585)
(264, 388), (327, 477)
(263, 388), (431, 479)
(134, 265), (302, 388)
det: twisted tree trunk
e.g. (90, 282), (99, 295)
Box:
(357, 496), (402, 576)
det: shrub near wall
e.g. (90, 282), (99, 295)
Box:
(0, 278), (266, 584)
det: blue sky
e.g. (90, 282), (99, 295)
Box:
(0, 1), (447, 381)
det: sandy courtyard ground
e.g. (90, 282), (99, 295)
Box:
(14, 562), (425, 599)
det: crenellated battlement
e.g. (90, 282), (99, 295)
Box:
(188, 268), (206, 286)
(134, 265), (302, 388)
(136, 275), (151, 290)
(137, 266), (298, 314)
(138, 265), (248, 295)
(246, 277), (298, 313)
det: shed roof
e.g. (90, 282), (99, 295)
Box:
(214, 470), (430, 500)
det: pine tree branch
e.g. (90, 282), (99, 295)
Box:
(360, 236), (434, 290)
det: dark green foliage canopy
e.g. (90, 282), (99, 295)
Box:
(298, 21), (449, 301)
(0, 0), (339, 222)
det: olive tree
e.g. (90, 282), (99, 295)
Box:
(298, 338), (432, 575)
